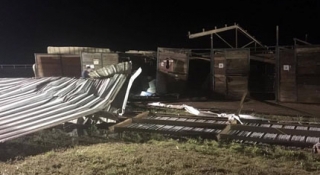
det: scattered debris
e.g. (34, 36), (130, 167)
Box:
(147, 102), (265, 124)
(0, 62), (141, 143)
(313, 142), (320, 155)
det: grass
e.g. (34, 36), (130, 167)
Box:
(1, 130), (320, 175)
(1, 102), (320, 175)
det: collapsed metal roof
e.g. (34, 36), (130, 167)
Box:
(0, 62), (140, 142)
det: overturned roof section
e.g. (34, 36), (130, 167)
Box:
(89, 61), (132, 78)
(47, 46), (111, 54)
(0, 62), (139, 142)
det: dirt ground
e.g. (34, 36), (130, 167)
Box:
(167, 99), (320, 117)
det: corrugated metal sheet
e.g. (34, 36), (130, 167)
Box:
(89, 62), (132, 78)
(0, 62), (138, 142)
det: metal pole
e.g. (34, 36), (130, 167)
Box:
(211, 34), (214, 92)
(276, 25), (280, 102)
(235, 28), (238, 48)
(305, 34), (308, 42)
(254, 42), (257, 51)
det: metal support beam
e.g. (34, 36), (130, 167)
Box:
(215, 33), (234, 48)
(188, 24), (266, 49)
(237, 26), (265, 48)
(276, 25), (280, 102)
(305, 34), (308, 42)
(241, 41), (255, 48)
(235, 28), (238, 48)
(293, 38), (312, 45)
(210, 34), (214, 91)
(189, 25), (238, 39)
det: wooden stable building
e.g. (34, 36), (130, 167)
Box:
(34, 47), (156, 79)
(279, 45), (320, 103)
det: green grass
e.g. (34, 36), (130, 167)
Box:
(1, 130), (320, 175)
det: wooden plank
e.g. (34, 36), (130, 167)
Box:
(226, 59), (248, 75)
(109, 111), (149, 132)
(217, 125), (231, 141)
(231, 124), (320, 137)
(297, 85), (320, 103)
(61, 56), (81, 77)
(280, 83), (296, 91)
(297, 76), (320, 85)
(132, 118), (227, 129)
(296, 46), (320, 53)
(279, 50), (296, 102)
(214, 57), (226, 75)
(227, 76), (247, 98)
(225, 50), (248, 59)
(36, 55), (62, 77)
(115, 126), (218, 139)
(214, 75), (226, 94)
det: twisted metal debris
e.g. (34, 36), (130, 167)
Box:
(0, 62), (139, 142)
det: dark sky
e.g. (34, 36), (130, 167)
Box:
(0, 0), (319, 64)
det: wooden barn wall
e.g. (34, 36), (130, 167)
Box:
(279, 50), (296, 102)
(81, 52), (119, 72)
(213, 49), (249, 100)
(61, 55), (82, 77)
(118, 53), (156, 77)
(35, 54), (81, 77)
(156, 47), (190, 94)
(296, 46), (320, 103)
(213, 52), (226, 96)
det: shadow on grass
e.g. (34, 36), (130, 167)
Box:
(0, 128), (206, 162)
(0, 128), (113, 162)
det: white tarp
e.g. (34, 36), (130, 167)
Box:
(148, 102), (266, 124)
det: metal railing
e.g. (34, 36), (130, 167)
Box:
(0, 64), (33, 69)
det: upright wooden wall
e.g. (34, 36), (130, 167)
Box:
(213, 49), (250, 99)
(279, 50), (296, 102)
(81, 52), (119, 71)
(296, 46), (320, 103)
(156, 47), (190, 94)
(35, 54), (81, 77)
(279, 46), (320, 103)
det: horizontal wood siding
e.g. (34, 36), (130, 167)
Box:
(213, 49), (249, 100)
(296, 46), (320, 103)
(156, 47), (190, 94)
(279, 50), (296, 102)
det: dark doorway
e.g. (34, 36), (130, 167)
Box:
(187, 59), (211, 97)
(249, 60), (275, 100)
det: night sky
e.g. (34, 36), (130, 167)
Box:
(0, 0), (319, 64)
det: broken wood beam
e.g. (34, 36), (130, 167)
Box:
(108, 111), (149, 132)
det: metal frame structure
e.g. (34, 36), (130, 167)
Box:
(188, 23), (267, 49)
(293, 38), (312, 46)
(188, 23), (267, 93)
